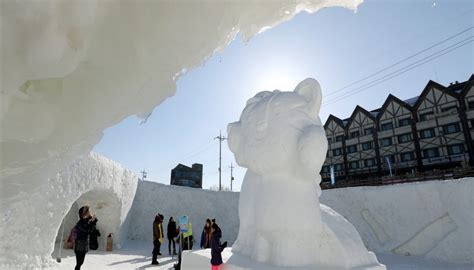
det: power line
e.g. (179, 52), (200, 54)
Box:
(322, 37), (473, 106)
(324, 26), (473, 98)
(181, 140), (215, 161)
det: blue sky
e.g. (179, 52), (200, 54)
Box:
(94, 0), (473, 191)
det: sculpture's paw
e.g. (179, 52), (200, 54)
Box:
(253, 234), (271, 263)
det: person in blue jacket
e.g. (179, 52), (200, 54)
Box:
(200, 219), (211, 249)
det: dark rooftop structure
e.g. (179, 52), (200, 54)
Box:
(170, 163), (203, 188)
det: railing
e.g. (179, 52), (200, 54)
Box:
(320, 169), (474, 190)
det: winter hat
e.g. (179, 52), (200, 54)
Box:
(78, 206), (89, 219)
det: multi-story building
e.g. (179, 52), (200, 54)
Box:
(321, 75), (474, 183)
(170, 163), (203, 188)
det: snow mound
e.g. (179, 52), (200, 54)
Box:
(226, 78), (384, 269)
(0, 153), (138, 269)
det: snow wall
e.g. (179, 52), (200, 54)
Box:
(320, 178), (474, 265)
(0, 153), (138, 269)
(128, 181), (240, 246)
(129, 178), (473, 265)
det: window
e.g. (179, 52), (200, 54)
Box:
(364, 127), (375, 136)
(468, 101), (474, 110)
(380, 122), (394, 131)
(321, 166), (329, 173)
(349, 161), (359, 169)
(350, 131), (360, 138)
(347, 145), (357, 154)
(447, 144), (465, 155)
(327, 138), (333, 144)
(400, 152), (415, 162)
(441, 106), (457, 113)
(364, 158), (376, 167)
(420, 128), (435, 139)
(398, 118), (412, 127)
(333, 148), (342, 156)
(443, 123), (460, 134)
(420, 111), (434, 121)
(423, 148), (440, 158)
(334, 163), (343, 172)
(380, 137), (393, 147)
(398, 133), (413, 143)
(362, 141), (373, 151)
(384, 155), (396, 164)
(336, 135), (344, 142)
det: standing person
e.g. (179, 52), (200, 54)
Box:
(167, 217), (177, 256)
(151, 214), (164, 265)
(200, 219), (212, 249)
(210, 223), (227, 270)
(182, 221), (193, 250)
(74, 205), (97, 270)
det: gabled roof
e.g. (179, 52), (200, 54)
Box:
(345, 105), (376, 129)
(324, 114), (345, 129)
(404, 96), (419, 106)
(370, 108), (382, 118)
(376, 94), (413, 121)
(173, 163), (192, 171)
(413, 80), (459, 109)
(460, 74), (474, 98)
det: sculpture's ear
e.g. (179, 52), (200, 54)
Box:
(227, 122), (241, 153)
(294, 78), (322, 117)
(246, 91), (272, 106)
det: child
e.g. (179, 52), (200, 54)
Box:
(210, 223), (227, 270)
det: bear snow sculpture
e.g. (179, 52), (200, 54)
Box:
(227, 78), (385, 269)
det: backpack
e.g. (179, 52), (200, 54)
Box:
(69, 226), (78, 243)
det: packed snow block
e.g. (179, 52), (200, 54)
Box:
(127, 181), (239, 246)
(226, 78), (385, 269)
(182, 247), (384, 270)
(320, 178), (474, 264)
(0, 153), (138, 269)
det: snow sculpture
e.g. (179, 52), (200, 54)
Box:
(227, 78), (385, 269)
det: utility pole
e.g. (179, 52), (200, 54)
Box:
(140, 169), (147, 181)
(229, 163), (234, 191)
(214, 131), (226, 191)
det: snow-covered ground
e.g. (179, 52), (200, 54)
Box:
(52, 240), (472, 270)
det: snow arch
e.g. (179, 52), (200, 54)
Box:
(54, 188), (122, 252)
(0, 153), (138, 269)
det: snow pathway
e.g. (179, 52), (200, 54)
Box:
(53, 241), (473, 270)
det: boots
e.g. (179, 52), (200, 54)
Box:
(151, 254), (159, 265)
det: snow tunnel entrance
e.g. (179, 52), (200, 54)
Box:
(53, 189), (122, 252)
